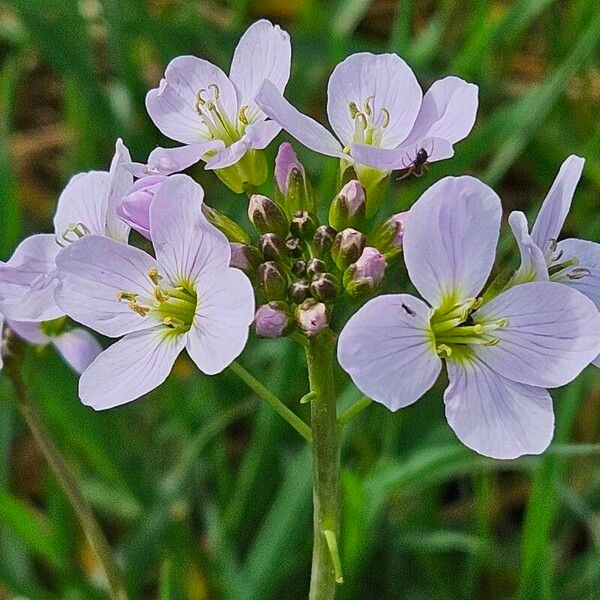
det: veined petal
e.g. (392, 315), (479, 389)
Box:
(402, 76), (478, 148)
(79, 327), (186, 409)
(507, 211), (549, 284)
(229, 19), (291, 122)
(53, 328), (103, 374)
(55, 235), (159, 337)
(146, 56), (237, 144)
(0, 234), (63, 322)
(327, 53), (422, 148)
(530, 155), (584, 255)
(445, 358), (554, 459)
(53, 171), (113, 240)
(204, 139), (248, 170)
(8, 320), (50, 345)
(403, 176), (502, 308)
(242, 120), (282, 150)
(186, 268), (254, 374)
(474, 281), (600, 388)
(255, 80), (345, 159)
(149, 175), (230, 284)
(106, 139), (133, 243)
(556, 238), (600, 308)
(142, 141), (224, 175)
(338, 294), (442, 411)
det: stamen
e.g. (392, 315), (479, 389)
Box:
(380, 108), (390, 128)
(163, 316), (185, 328)
(348, 101), (360, 119)
(148, 267), (162, 286)
(567, 267), (591, 280)
(208, 83), (220, 99)
(129, 302), (150, 317)
(363, 96), (374, 116)
(154, 287), (168, 303)
(117, 291), (138, 302)
(437, 344), (452, 357)
(239, 106), (249, 125)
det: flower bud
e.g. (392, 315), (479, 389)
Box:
(369, 212), (407, 254)
(290, 210), (318, 241)
(331, 228), (366, 271)
(248, 194), (289, 238)
(257, 261), (288, 301)
(328, 180), (366, 231)
(259, 233), (287, 262)
(230, 243), (262, 276)
(296, 299), (329, 336)
(291, 260), (307, 277)
(306, 258), (326, 280)
(203, 204), (251, 244)
(310, 273), (340, 303)
(289, 280), (311, 304)
(274, 142), (313, 215)
(116, 175), (168, 239)
(344, 247), (387, 300)
(285, 236), (304, 258)
(254, 302), (293, 339)
(313, 225), (336, 255)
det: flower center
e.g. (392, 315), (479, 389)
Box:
(547, 241), (591, 282)
(429, 297), (509, 359)
(195, 84), (242, 144)
(348, 96), (390, 147)
(117, 268), (197, 334)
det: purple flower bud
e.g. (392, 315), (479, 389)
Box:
(230, 243), (262, 276)
(296, 299), (329, 336)
(332, 228), (366, 270)
(329, 180), (366, 231)
(369, 212), (408, 253)
(285, 236), (304, 258)
(306, 258), (326, 279)
(313, 225), (336, 255)
(275, 143), (305, 196)
(257, 261), (288, 300)
(254, 302), (292, 339)
(248, 194), (289, 239)
(259, 233), (287, 262)
(116, 175), (167, 239)
(344, 247), (387, 300)
(290, 210), (318, 240)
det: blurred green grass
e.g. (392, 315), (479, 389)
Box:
(1, 0), (600, 598)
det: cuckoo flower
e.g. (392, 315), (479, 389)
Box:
(145, 19), (290, 190)
(8, 319), (102, 374)
(508, 155), (600, 366)
(0, 140), (133, 322)
(54, 175), (255, 409)
(338, 176), (600, 459)
(256, 53), (477, 212)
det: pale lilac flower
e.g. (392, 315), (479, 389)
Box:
(116, 174), (168, 239)
(351, 247), (386, 287)
(338, 176), (600, 459)
(254, 302), (290, 339)
(145, 20), (291, 173)
(54, 175), (255, 409)
(256, 53), (477, 175)
(9, 319), (102, 374)
(0, 139), (133, 322)
(508, 155), (600, 366)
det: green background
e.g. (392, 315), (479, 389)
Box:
(1, 0), (599, 598)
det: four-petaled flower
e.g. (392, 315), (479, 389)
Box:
(338, 176), (600, 459)
(54, 175), (255, 409)
(145, 19), (291, 176)
(508, 155), (600, 367)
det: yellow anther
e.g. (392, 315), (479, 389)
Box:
(380, 108), (390, 128)
(163, 316), (184, 328)
(117, 291), (138, 302)
(363, 96), (374, 116)
(148, 267), (162, 286)
(129, 302), (150, 317)
(348, 101), (360, 119)
(239, 105), (249, 125)
(153, 287), (168, 303)
(483, 338), (500, 347)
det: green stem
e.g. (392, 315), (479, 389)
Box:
(229, 361), (313, 443)
(2, 333), (129, 600)
(337, 395), (372, 431)
(306, 331), (341, 600)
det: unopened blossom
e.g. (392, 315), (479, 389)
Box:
(346, 247), (386, 291)
(256, 52), (477, 211)
(55, 175), (254, 409)
(9, 319), (102, 374)
(338, 176), (600, 459)
(254, 302), (291, 339)
(145, 20), (290, 181)
(0, 140), (132, 322)
(508, 155), (600, 367)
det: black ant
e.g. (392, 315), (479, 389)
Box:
(397, 143), (433, 180)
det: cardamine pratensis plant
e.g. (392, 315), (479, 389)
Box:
(1, 19), (599, 600)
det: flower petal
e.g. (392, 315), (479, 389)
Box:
(556, 238), (600, 308)
(204, 139), (248, 170)
(445, 358), (554, 459)
(338, 294), (442, 411)
(186, 268), (254, 374)
(507, 211), (549, 284)
(0, 234), (63, 322)
(79, 327), (186, 409)
(142, 141), (223, 175)
(229, 19), (291, 121)
(255, 80), (345, 158)
(146, 56), (237, 144)
(243, 120), (282, 150)
(53, 328), (103, 374)
(403, 176), (502, 308)
(106, 139), (133, 243)
(55, 235), (159, 337)
(8, 320), (49, 345)
(402, 76), (478, 148)
(327, 53), (422, 148)
(530, 155), (584, 255)
(474, 281), (600, 388)
(149, 175), (229, 283)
